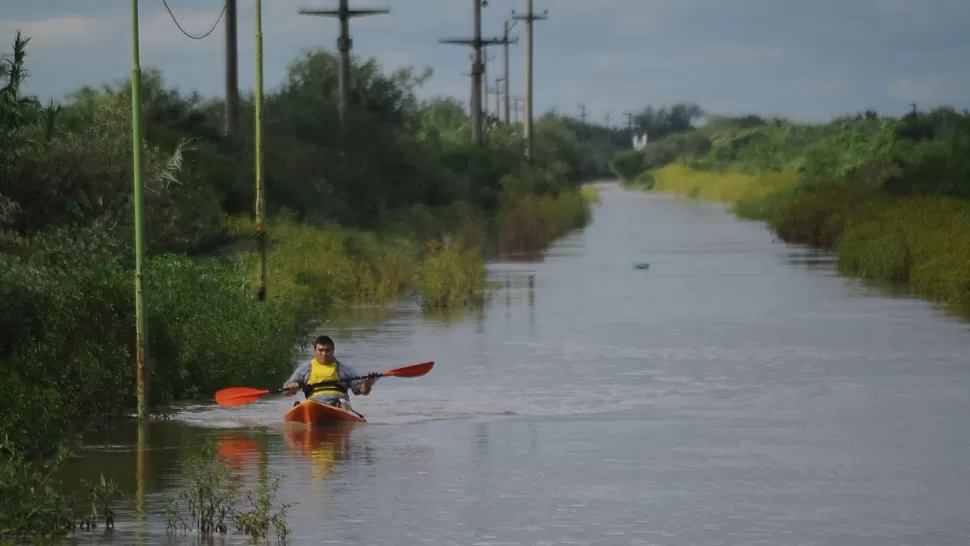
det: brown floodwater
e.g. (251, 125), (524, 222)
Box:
(59, 182), (970, 545)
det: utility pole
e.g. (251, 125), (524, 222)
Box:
(482, 45), (493, 118)
(512, 0), (547, 159)
(493, 76), (503, 120)
(512, 96), (523, 124)
(478, 30), (517, 124)
(255, 0), (267, 302)
(224, 0), (238, 138)
(604, 111), (612, 129)
(130, 0), (149, 422)
(462, 58), (474, 116)
(439, 0), (504, 145)
(623, 111), (633, 134)
(502, 20), (519, 125)
(299, 0), (390, 122)
(578, 102), (588, 143)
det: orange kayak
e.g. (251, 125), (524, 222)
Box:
(283, 399), (366, 425)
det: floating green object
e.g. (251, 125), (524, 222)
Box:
(633, 263), (650, 270)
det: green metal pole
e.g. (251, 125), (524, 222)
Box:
(255, 0), (267, 302)
(131, 0), (150, 421)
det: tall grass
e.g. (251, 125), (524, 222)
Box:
(223, 217), (421, 309)
(222, 215), (488, 312)
(222, 187), (595, 310)
(650, 164), (799, 219)
(767, 184), (892, 248)
(415, 239), (487, 310)
(785, 189), (970, 314)
(495, 189), (593, 254)
(580, 184), (602, 204)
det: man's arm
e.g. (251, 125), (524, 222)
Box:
(337, 361), (379, 395)
(282, 361), (309, 394)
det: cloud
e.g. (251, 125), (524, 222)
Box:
(653, 45), (786, 67)
(588, 44), (785, 77)
(0, 16), (105, 48)
(809, 77), (848, 95)
(0, 8), (234, 54)
(139, 8), (229, 51)
(593, 54), (626, 72)
(872, 0), (912, 11)
(889, 76), (946, 102)
(872, 0), (970, 17)
(373, 51), (414, 71)
(3, 0), (970, 122)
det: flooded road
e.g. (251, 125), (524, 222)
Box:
(65, 182), (970, 545)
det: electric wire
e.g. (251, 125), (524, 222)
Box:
(160, 0), (228, 40)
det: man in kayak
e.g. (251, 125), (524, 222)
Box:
(281, 335), (379, 411)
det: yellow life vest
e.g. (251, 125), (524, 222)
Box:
(307, 358), (345, 397)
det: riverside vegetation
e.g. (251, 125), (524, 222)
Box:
(613, 103), (970, 318)
(0, 32), (623, 541)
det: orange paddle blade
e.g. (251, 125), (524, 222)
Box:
(382, 361), (434, 378)
(214, 387), (272, 408)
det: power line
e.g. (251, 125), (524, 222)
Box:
(225, 0), (238, 138)
(161, 0), (228, 40)
(481, 46), (495, 118)
(511, 0), (548, 159)
(439, 0), (507, 145)
(502, 20), (519, 125)
(492, 76), (503, 120)
(299, 0), (391, 124)
(512, 96), (523, 123)
(577, 103), (587, 143)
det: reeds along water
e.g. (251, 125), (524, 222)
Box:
(494, 189), (595, 255)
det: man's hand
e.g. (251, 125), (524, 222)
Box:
(359, 372), (380, 395)
(282, 381), (299, 396)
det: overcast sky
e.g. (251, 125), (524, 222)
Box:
(3, 0), (968, 123)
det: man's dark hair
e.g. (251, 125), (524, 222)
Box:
(314, 335), (334, 348)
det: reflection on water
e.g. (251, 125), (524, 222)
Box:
(785, 249), (835, 270)
(472, 422), (489, 463)
(280, 426), (354, 483)
(58, 183), (970, 545)
(135, 420), (148, 542)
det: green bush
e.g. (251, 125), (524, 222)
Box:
(633, 170), (656, 189)
(610, 149), (647, 182)
(0, 249), (314, 457)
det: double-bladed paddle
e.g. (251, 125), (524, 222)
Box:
(213, 361), (434, 408)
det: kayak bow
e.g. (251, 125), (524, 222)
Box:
(284, 399), (366, 425)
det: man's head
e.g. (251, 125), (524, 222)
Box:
(313, 335), (335, 364)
